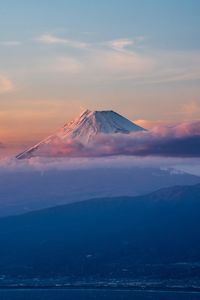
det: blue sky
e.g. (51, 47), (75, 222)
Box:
(0, 0), (200, 152)
(1, 0), (200, 49)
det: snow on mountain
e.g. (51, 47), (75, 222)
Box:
(64, 109), (145, 142)
(17, 110), (145, 159)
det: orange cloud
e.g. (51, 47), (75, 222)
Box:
(181, 101), (200, 120)
(0, 76), (14, 94)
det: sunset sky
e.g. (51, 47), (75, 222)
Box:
(0, 0), (200, 155)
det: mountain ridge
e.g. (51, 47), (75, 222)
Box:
(0, 166), (199, 217)
(0, 183), (200, 279)
(16, 109), (145, 159)
(3, 182), (200, 219)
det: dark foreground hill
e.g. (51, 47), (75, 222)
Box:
(0, 183), (200, 280)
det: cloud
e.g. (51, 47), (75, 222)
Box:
(181, 101), (200, 120)
(0, 41), (21, 46)
(36, 33), (154, 78)
(54, 57), (82, 74)
(53, 47), (200, 84)
(168, 101), (200, 121)
(93, 50), (155, 76)
(52, 49), (155, 79)
(1, 153), (199, 174)
(0, 75), (14, 93)
(143, 51), (200, 84)
(105, 36), (145, 51)
(134, 119), (177, 129)
(37, 34), (89, 49)
(18, 121), (200, 159)
(34, 34), (200, 84)
(83, 122), (200, 157)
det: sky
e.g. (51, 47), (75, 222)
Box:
(0, 0), (200, 155)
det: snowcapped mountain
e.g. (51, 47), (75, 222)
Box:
(17, 110), (145, 159)
(62, 109), (144, 142)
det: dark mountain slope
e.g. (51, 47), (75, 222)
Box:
(0, 167), (199, 217)
(0, 183), (200, 279)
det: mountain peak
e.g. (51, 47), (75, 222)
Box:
(17, 109), (145, 159)
(64, 109), (145, 140)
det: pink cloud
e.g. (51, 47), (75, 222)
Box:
(25, 121), (200, 158)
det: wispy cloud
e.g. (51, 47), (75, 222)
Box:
(105, 36), (145, 51)
(181, 101), (200, 120)
(37, 34), (89, 49)
(0, 155), (198, 176)
(0, 41), (21, 46)
(0, 75), (14, 94)
(52, 48), (155, 79)
(54, 57), (82, 74)
(168, 101), (200, 121)
(92, 49), (154, 76)
(106, 38), (134, 51)
(18, 33), (200, 85)
(134, 119), (178, 129)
